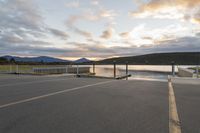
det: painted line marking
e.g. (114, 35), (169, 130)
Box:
(0, 78), (74, 87)
(168, 78), (181, 133)
(0, 80), (115, 109)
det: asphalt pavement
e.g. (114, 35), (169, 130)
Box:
(0, 74), (199, 133)
(173, 83), (200, 133)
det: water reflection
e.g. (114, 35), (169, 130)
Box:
(86, 65), (194, 80)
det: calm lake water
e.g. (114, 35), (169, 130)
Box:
(82, 65), (195, 80)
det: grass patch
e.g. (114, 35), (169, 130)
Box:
(0, 65), (67, 73)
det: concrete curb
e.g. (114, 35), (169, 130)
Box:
(170, 76), (200, 85)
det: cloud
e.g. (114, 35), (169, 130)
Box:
(1, 33), (24, 44)
(191, 9), (200, 23)
(0, 0), (73, 56)
(196, 32), (200, 36)
(48, 28), (69, 40)
(66, 8), (117, 38)
(133, 0), (200, 12)
(1, 0), (199, 59)
(91, 0), (99, 5)
(65, 1), (80, 8)
(0, 0), (47, 47)
(1, 31), (200, 59)
(120, 32), (130, 38)
(100, 27), (114, 39)
(0, 0), (43, 31)
(66, 15), (92, 38)
(79, 35), (200, 57)
(73, 27), (92, 38)
(66, 9), (117, 23)
(130, 0), (200, 23)
(150, 36), (200, 54)
(98, 9), (117, 20)
(142, 36), (153, 40)
(0, 42), (73, 57)
(110, 36), (200, 57)
(128, 23), (197, 46)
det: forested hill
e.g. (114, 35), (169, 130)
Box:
(96, 52), (200, 65)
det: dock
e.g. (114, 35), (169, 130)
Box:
(0, 74), (199, 133)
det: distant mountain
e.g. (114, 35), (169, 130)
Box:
(74, 58), (92, 63)
(2, 52), (199, 65)
(2, 55), (70, 63)
(96, 52), (200, 65)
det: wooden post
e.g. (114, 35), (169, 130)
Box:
(93, 62), (95, 74)
(196, 53), (199, 78)
(126, 61), (128, 80)
(113, 61), (116, 78)
(171, 61), (175, 77)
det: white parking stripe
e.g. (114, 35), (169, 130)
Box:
(0, 80), (115, 109)
(169, 79), (181, 133)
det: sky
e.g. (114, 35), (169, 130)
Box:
(0, 0), (200, 60)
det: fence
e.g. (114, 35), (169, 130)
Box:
(33, 67), (68, 74)
(0, 64), (199, 79)
(0, 65), (90, 75)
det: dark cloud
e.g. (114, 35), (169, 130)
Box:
(48, 28), (69, 40)
(196, 32), (200, 37)
(119, 32), (130, 38)
(0, 0), (46, 45)
(100, 28), (113, 39)
(142, 36), (153, 40)
(66, 36), (200, 58)
(1, 32), (200, 58)
(0, 40), (75, 57)
(0, 0), (71, 57)
(73, 27), (92, 38)
(0, 0), (43, 31)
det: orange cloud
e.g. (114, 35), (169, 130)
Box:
(192, 11), (200, 23)
(131, 0), (200, 23)
(138, 0), (200, 11)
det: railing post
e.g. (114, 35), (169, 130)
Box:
(113, 61), (116, 78)
(171, 61), (175, 77)
(77, 64), (79, 76)
(66, 65), (68, 73)
(196, 53), (199, 78)
(126, 61), (128, 80)
(93, 62), (95, 74)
